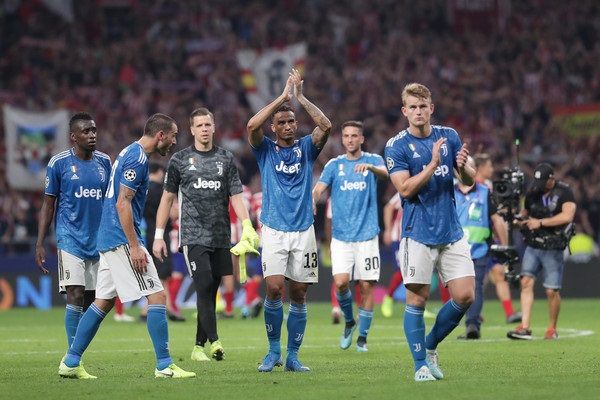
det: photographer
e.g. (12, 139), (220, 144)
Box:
(507, 163), (576, 340)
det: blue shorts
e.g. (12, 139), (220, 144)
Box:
(246, 247), (264, 277)
(520, 246), (564, 289)
(172, 252), (188, 274)
(391, 241), (400, 271)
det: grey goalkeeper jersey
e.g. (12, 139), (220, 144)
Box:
(164, 145), (243, 248)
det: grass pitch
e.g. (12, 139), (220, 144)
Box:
(1, 299), (599, 399)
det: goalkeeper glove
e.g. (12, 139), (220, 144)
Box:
(240, 219), (259, 250)
(230, 240), (260, 284)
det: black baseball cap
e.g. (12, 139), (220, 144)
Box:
(531, 163), (554, 192)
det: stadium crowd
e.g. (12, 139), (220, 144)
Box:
(1, 0), (599, 255)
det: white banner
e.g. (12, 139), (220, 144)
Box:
(3, 105), (69, 190)
(236, 42), (307, 113)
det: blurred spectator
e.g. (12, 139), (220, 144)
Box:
(1, 0), (600, 253)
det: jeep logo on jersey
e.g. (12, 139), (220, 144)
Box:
(216, 161), (223, 175)
(193, 177), (222, 190)
(340, 180), (367, 191)
(423, 164), (450, 177)
(275, 160), (301, 174)
(74, 186), (103, 200)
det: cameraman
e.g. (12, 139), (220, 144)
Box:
(507, 163), (576, 340)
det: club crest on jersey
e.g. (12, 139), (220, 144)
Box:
(441, 143), (449, 157)
(294, 147), (302, 158)
(216, 161), (223, 175)
(98, 167), (106, 182)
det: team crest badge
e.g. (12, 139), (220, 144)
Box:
(441, 143), (448, 157)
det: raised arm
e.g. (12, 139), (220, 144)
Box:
(290, 69), (331, 148)
(246, 74), (293, 148)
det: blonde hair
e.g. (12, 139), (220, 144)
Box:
(401, 83), (432, 106)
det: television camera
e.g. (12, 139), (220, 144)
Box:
(490, 141), (526, 287)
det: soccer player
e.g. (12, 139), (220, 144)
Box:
(247, 68), (331, 372)
(36, 112), (111, 353)
(384, 83), (475, 382)
(322, 198), (362, 324)
(152, 107), (258, 363)
(312, 120), (388, 352)
(58, 113), (195, 379)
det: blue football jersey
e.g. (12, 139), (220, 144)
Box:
(384, 125), (464, 246)
(97, 142), (149, 251)
(45, 148), (111, 260)
(251, 135), (321, 231)
(318, 152), (384, 242)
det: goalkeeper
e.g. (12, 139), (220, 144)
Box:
(152, 107), (258, 363)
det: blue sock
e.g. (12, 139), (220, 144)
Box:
(286, 303), (307, 361)
(426, 300), (468, 350)
(335, 289), (354, 324)
(65, 304), (83, 348)
(147, 304), (172, 370)
(357, 307), (373, 339)
(264, 298), (283, 355)
(65, 303), (106, 367)
(404, 304), (427, 371)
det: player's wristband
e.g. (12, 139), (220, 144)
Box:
(154, 228), (165, 240)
